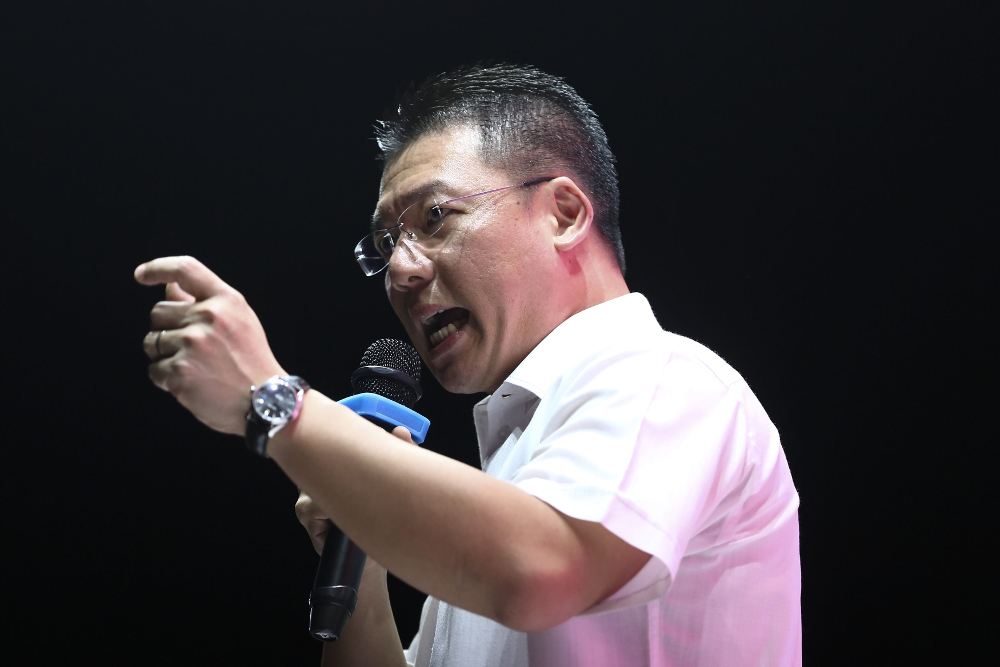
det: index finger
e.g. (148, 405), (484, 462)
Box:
(134, 256), (230, 301)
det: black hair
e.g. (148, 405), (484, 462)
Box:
(375, 64), (624, 273)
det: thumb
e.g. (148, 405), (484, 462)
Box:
(165, 281), (197, 302)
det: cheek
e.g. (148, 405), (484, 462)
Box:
(452, 214), (524, 277)
(386, 291), (412, 333)
(385, 278), (398, 313)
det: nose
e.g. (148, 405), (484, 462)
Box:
(386, 236), (435, 292)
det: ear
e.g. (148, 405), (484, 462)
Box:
(546, 177), (595, 252)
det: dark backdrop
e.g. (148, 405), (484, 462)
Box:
(3, 1), (995, 664)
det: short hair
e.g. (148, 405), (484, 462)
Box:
(375, 64), (625, 273)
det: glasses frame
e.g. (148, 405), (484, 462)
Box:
(355, 177), (555, 276)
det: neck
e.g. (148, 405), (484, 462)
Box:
(560, 239), (630, 317)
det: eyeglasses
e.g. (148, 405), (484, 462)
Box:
(355, 177), (555, 276)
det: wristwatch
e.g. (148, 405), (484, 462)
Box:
(245, 375), (310, 457)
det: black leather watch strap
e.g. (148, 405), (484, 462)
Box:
(245, 409), (271, 458)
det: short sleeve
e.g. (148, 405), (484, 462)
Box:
(512, 344), (754, 611)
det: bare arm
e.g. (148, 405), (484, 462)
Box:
(272, 391), (650, 632)
(136, 256), (651, 634)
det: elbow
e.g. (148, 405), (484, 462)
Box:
(491, 559), (587, 633)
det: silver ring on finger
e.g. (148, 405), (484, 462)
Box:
(155, 330), (165, 359)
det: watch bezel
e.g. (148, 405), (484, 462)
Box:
(249, 375), (309, 427)
(252, 379), (299, 423)
(244, 376), (309, 458)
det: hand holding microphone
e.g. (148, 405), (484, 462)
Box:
(293, 425), (414, 607)
(306, 339), (430, 642)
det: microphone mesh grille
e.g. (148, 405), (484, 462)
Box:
(357, 339), (422, 407)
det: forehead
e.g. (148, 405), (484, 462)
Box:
(374, 127), (493, 221)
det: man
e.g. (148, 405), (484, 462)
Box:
(137, 65), (801, 666)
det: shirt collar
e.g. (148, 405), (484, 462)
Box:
(474, 293), (661, 463)
(501, 292), (660, 400)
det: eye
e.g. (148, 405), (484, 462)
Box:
(424, 202), (449, 236)
(372, 228), (397, 259)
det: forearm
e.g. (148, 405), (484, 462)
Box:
(320, 567), (407, 667)
(269, 391), (590, 629)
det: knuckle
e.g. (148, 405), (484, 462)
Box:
(179, 329), (202, 349)
(192, 301), (220, 325)
(203, 305), (220, 325)
(163, 376), (180, 394)
(171, 357), (196, 377)
(150, 303), (172, 326)
(164, 374), (187, 397)
(153, 364), (183, 394)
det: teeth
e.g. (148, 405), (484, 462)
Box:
(422, 309), (447, 327)
(429, 317), (468, 347)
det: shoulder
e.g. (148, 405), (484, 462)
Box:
(657, 330), (746, 392)
(514, 293), (764, 426)
(549, 306), (745, 401)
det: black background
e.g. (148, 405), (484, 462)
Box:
(3, 1), (995, 664)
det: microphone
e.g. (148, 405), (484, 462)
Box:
(308, 339), (430, 642)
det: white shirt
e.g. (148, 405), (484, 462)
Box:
(405, 293), (801, 667)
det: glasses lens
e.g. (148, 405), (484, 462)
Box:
(354, 200), (449, 276)
(400, 200), (446, 240)
(373, 229), (398, 258)
(424, 201), (446, 239)
(354, 233), (391, 276)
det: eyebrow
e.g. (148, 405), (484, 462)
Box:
(371, 179), (455, 232)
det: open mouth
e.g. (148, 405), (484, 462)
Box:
(423, 307), (470, 348)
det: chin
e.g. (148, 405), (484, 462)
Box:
(430, 364), (491, 395)
(433, 373), (478, 395)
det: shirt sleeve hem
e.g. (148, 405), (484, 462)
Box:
(514, 478), (685, 604)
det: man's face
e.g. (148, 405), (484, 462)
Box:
(374, 127), (559, 394)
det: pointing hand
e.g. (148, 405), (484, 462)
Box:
(136, 256), (284, 435)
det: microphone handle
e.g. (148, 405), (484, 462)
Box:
(307, 393), (430, 642)
(308, 523), (367, 641)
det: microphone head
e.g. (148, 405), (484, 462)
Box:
(352, 338), (422, 408)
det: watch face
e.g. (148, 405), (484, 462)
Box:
(253, 380), (298, 422)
